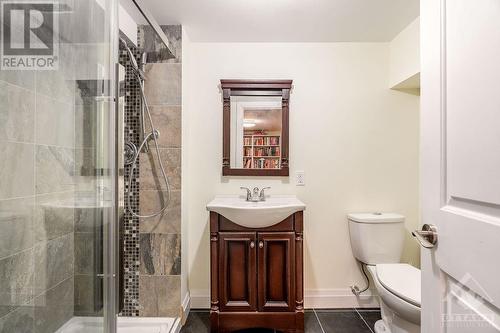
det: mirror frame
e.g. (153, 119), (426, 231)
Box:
(221, 79), (292, 176)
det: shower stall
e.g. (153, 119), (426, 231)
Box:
(0, 0), (178, 332)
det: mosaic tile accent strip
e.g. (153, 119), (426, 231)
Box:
(119, 44), (142, 317)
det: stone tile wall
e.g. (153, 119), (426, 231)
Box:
(125, 25), (182, 318)
(0, 58), (77, 332)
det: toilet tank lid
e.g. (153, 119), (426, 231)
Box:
(347, 213), (404, 223)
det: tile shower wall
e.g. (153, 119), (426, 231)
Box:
(120, 25), (182, 317)
(0, 56), (76, 332)
(138, 24), (182, 318)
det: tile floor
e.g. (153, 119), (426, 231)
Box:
(180, 309), (381, 333)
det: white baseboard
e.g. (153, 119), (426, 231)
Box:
(171, 318), (182, 333)
(180, 292), (191, 326)
(182, 292), (191, 314)
(189, 290), (210, 309)
(189, 289), (380, 309)
(304, 289), (380, 308)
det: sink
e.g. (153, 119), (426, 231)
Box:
(206, 195), (306, 228)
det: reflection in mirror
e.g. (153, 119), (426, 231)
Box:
(230, 96), (282, 170)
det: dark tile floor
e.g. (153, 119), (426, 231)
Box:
(180, 309), (381, 333)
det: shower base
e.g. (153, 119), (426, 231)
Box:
(56, 316), (181, 333)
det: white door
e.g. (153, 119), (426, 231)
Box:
(420, 0), (500, 332)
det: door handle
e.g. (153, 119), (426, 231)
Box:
(259, 241), (264, 249)
(412, 224), (438, 249)
(250, 241), (255, 249)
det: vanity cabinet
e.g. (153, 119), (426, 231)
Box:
(210, 211), (304, 332)
(218, 232), (257, 312)
(257, 232), (296, 312)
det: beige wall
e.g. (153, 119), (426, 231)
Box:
(183, 39), (420, 307)
(389, 17), (420, 89)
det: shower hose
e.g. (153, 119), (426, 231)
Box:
(121, 39), (171, 219)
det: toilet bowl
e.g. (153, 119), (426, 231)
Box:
(367, 264), (420, 333)
(347, 213), (421, 333)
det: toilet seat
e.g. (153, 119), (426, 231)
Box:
(376, 264), (421, 307)
(366, 264), (421, 326)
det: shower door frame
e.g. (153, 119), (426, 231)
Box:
(103, 0), (120, 331)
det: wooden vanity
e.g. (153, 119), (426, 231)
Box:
(212, 78), (301, 331)
(209, 211), (304, 332)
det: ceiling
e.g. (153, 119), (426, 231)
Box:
(244, 109), (282, 132)
(121, 0), (419, 42)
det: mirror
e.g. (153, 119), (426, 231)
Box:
(230, 96), (282, 170)
(221, 80), (292, 176)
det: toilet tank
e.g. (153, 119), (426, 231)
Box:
(348, 213), (405, 265)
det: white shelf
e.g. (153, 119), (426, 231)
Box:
(253, 156), (280, 158)
(244, 135), (279, 137)
(253, 145), (280, 147)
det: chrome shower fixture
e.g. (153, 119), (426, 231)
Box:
(119, 38), (145, 80)
(121, 40), (171, 219)
(124, 142), (137, 166)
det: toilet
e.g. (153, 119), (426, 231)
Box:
(348, 213), (421, 333)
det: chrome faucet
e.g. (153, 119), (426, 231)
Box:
(259, 187), (271, 201)
(240, 187), (252, 201)
(240, 187), (271, 202)
(252, 187), (260, 200)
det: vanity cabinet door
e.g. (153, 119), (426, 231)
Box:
(219, 232), (257, 312)
(257, 232), (296, 312)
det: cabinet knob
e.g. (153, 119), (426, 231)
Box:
(259, 241), (264, 248)
(250, 241), (255, 248)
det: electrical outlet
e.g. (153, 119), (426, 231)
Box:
(296, 171), (305, 186)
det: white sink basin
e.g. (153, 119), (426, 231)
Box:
(206, 195), (306, 228)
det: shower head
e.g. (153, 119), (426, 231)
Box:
(119, 38), (146, 81)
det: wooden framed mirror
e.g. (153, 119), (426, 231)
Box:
(221, 79), (292, 176)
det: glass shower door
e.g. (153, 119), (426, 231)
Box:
(0, 0), (118, 331)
